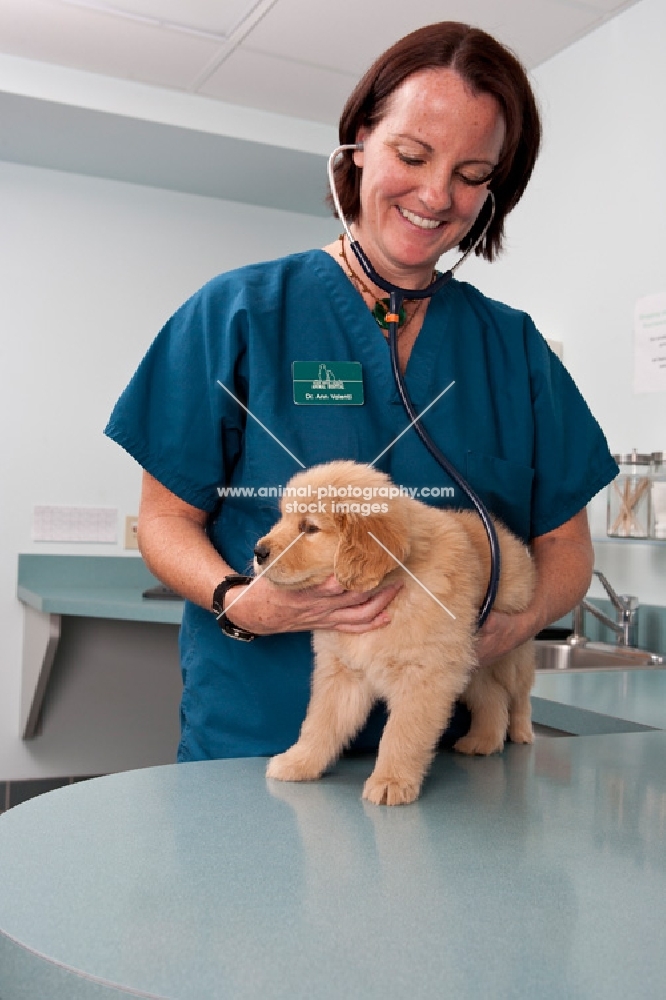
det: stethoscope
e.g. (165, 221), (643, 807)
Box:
(328, 143), (500, 629)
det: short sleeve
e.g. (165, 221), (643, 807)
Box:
(526, 319), (618, 538)
(104, 277), (247, 512)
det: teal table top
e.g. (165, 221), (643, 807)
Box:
(2, 733), (666, 1000)
(17, 554), (184, 624)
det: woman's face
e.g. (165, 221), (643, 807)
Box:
(353, 67), (506, 288)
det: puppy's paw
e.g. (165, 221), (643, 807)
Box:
(508, 721), (534, 745)
(362, 773), (421, 806)
(454, 732), (505, 756)
(266, 747), (324, 782)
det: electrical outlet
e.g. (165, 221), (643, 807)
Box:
(124, 516), (139, 550)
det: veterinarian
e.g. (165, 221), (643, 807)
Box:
(106, 22), (618, 762)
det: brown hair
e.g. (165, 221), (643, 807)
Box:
(328, 22), (541, 261)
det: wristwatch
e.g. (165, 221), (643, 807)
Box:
(212, 574), (257, 641)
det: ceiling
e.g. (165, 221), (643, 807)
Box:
(0, 0), (641, 123)
(0, 0), (641, 214)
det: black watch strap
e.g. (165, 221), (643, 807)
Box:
(212, 574), (257, 641)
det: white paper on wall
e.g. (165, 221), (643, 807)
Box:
(33, 506), (118, 543)
(634, 292), (666, 393)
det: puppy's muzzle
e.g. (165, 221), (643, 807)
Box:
(254, 542), (271, 566)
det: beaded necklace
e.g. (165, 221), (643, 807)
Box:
(337, 234), (433, 337)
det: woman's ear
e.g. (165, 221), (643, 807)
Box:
(333, 508), (410, 591)
(353, 128), (368, 168)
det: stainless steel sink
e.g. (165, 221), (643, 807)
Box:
(535, 640), (664, 672)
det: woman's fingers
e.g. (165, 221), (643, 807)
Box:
(313, 582), (403, 631)
(223, 575), (402, 635)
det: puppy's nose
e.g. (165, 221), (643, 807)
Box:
(254, 542), (271, 565)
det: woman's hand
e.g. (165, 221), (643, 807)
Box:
(222, 573), (403, 636)
(475, 509), (594, 668)
(475, 608), (538, 668)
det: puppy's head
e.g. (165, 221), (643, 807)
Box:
(254, 461), (411, 591)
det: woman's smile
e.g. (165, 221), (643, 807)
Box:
(397, 206), (444, 230)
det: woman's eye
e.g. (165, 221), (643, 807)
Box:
(457, 171), (493, 187)
(398, 153), (425, 166)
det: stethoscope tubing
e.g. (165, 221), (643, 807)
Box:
(385, 299), (501, 629)
(328, 144), (501, 628)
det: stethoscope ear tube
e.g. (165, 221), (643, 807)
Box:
(386, 291), (501, 630)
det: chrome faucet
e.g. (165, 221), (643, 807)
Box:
(570, 570), (639, 648)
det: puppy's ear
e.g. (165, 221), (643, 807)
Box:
(333, 508), (410, 591)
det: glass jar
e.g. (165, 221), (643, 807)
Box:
(607, 451), (651, 538)
(650, 452), (666, 540)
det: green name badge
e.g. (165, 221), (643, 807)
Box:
(292, 361), (364, 405)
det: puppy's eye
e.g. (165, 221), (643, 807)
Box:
(299, 519), (320, 535)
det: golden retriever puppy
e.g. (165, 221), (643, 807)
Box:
(257, 461), (535, 806)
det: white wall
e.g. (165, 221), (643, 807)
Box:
(0, 161), (337, 780)
(460, 0), (666, 604)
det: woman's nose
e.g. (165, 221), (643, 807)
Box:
(420, 170), (453, 213)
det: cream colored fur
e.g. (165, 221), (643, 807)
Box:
(257, 461), (535, 806)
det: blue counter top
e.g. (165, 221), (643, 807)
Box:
(17, 554), (184, 624)
(1, 733), (666, 1000)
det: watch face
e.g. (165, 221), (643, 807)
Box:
(220, 617), (255, 641)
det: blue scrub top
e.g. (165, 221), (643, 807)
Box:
(105, 249), (618, 761)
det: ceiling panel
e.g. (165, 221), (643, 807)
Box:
(0, 0), (221, 87)
(0, 0), (644, 118)
(560, 0), (634, 10)
(240, 0), (510, 79)
(200, 46), (357, 125)
(491, 0), (604, 68)
(64, 0), (258, 36)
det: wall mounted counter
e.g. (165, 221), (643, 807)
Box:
(17, 554), (183, 740)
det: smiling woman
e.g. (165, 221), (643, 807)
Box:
(105, 21), (617, 766)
